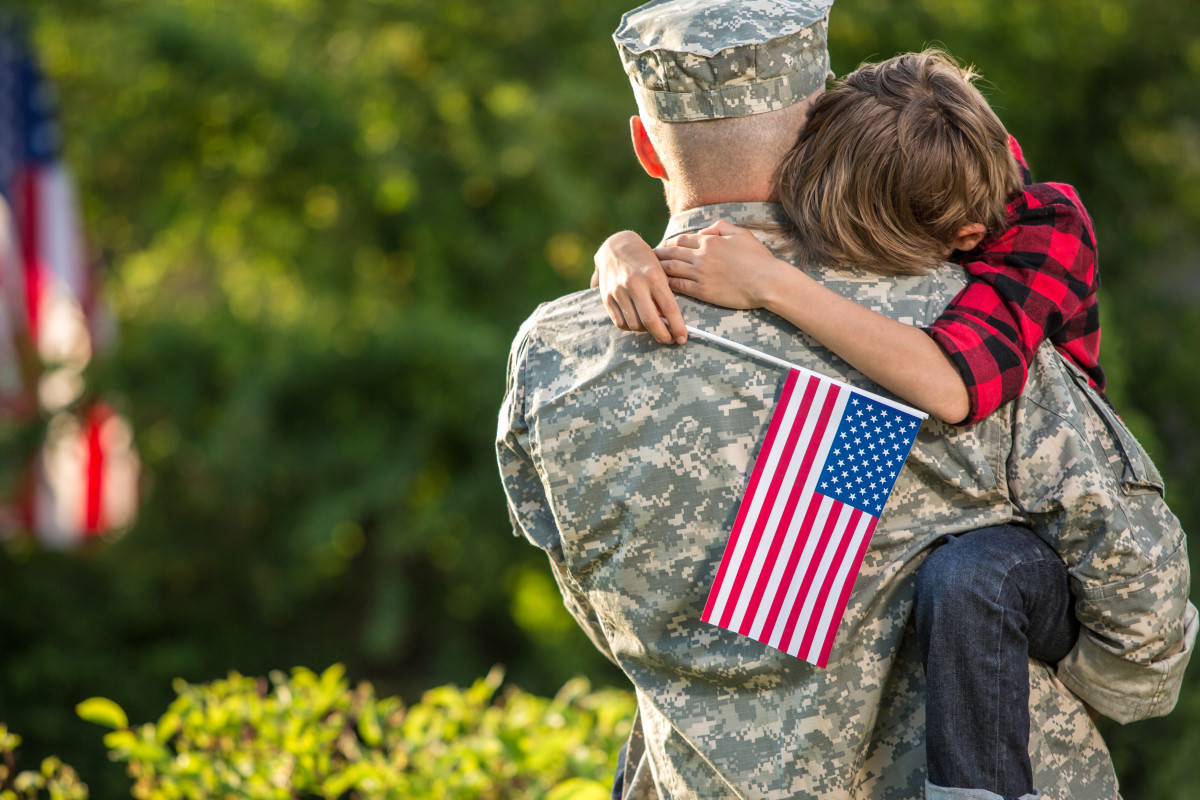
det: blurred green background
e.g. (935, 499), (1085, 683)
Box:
(2, 0), (1199, 796)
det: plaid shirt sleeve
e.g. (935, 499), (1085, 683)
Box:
(924, 137), (1102, 425)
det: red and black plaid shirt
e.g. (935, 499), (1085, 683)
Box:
(924, 136), (1105, 425)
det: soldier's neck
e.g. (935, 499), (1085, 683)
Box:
(664, 178), (774, 217)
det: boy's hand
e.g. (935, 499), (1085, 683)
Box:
(594, 230), (688, 345)
(655, 220), (788, 310)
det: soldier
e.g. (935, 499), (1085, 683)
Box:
(497, 1), (1194, 798)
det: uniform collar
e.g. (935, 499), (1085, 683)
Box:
(663, 202), (790, 241)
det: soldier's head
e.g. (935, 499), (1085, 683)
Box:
(774, 49), (1023, 274)
(614, 0), (834, 214)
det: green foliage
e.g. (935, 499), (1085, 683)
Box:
(2, 669), (632, 799)
(0, 725), (88, 800)
(73, 666), (632, 800)
(0, 0), (1198, 797)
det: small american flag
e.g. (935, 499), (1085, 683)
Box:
(702, 366), (923, 668)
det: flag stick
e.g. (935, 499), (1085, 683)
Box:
(684, 325), (802, 373)
(683, 324), (928, 420)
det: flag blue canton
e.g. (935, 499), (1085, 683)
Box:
(0, 24), (22, 197)
(816, 393), (921, 516)
(0, 20), (60, 200)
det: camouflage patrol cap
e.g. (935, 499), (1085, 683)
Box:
(613, 0), (834, 122)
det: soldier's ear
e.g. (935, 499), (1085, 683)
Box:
(630, 116), (668, 180)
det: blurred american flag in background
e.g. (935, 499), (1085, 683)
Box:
(0, 17), (138, 548)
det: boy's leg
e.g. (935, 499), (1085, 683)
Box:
(915, 524), (1078, 800)
(611, 740), (627, 800)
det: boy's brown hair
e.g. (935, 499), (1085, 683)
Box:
(774, 49), (1022, 275)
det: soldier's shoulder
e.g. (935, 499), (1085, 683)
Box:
(508, 288), (613, 357)
(516, 287), (604, 332)
(526, 288), (606, 324)
(810, 263), (970, 325)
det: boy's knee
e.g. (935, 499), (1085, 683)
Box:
(917, 526), (1057, 610)
(917, 539), (985, 604)
(917, 530), (1022, 605)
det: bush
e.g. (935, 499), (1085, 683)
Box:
(73, 665), (633, 800)
(0, 725), (88, 800)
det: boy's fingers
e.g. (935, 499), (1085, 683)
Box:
(699, 219), (739, 236)
(633, 292), (674, 344)
(603, 295), (629, 330)
(589, 269), (600, 289)
(618, 296), (646, 332)
(609, 289), (644, 332)
(653, 289), (688, 344)
(666, 233), (703, 250)
(653, 246), (697, 264)
(666, 276), (700, 297)
(659, 258), (696, 279)
(667, 223), (746, 247)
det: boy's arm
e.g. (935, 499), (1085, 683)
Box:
(657, 221), (972, 423)
(926, 153), (1102, 425)
(766, 271), (972, 423)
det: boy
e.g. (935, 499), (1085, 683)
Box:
(597, 50), (1104, 800)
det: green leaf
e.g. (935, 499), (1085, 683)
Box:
(0, 725), (21, 752)
(545, 778), (611, 800)
(357, 700), (382, 748)
(102, 731), (139, 753)
(77, 697), (129, 730)
(128, 740), (171, 763)
(320, 663), (346, 695)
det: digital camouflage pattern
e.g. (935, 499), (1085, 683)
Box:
(498, 201), (1194, 800)
(613, 0), (832, 121)
(1009, 353), (1197, 724)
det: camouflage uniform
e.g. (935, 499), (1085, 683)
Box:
(498, 2), (1194, 797)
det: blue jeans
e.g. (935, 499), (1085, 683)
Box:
(612, 740), (627, 800)
(915, 525), (1078, 800)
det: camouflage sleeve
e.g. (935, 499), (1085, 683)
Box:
(495, 320), (619, 667)
(496, 321), (555, 551)
(1007, 346), (1195, 723)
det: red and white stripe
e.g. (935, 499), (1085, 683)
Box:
(22, 405), (140, 548)
(12, 163), (93, 372)
(0, 195), (26, 409)
(702, 368), (881, 668)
